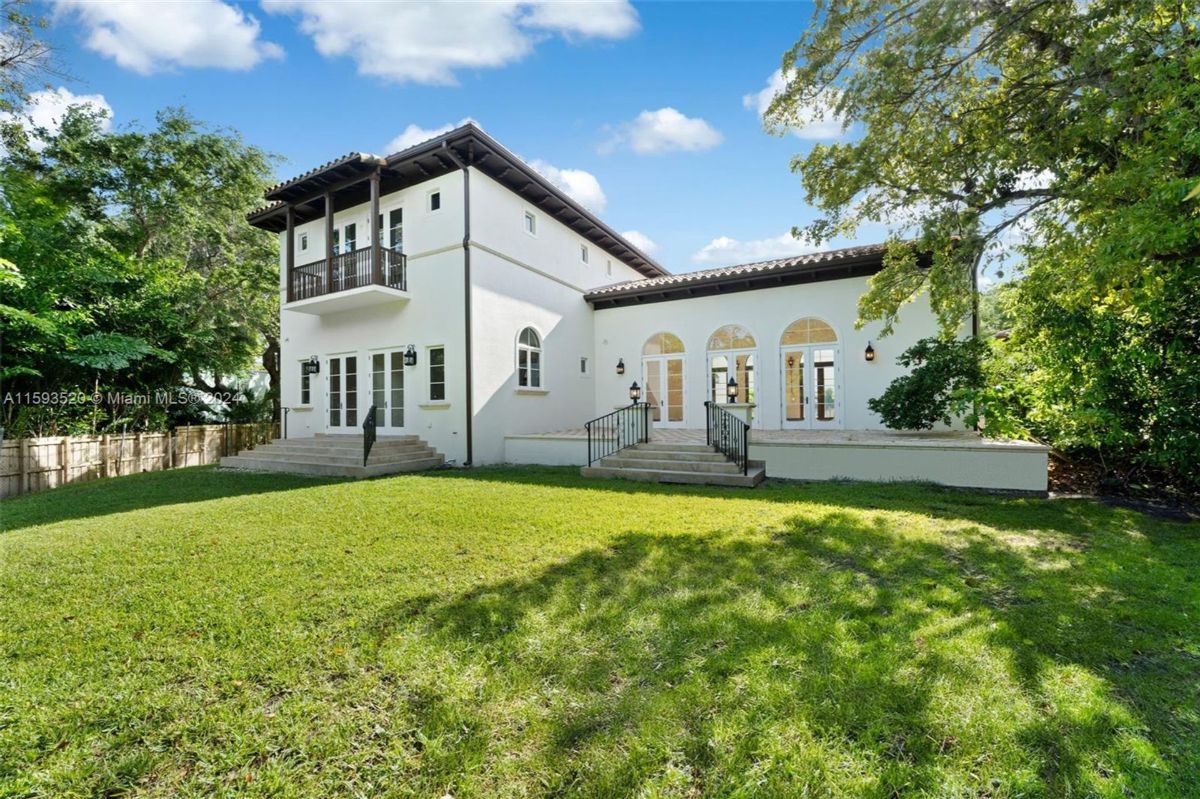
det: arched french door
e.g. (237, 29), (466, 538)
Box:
(707, 324), (758, 425)
(641, 332), (686, 428)
(779, 318), (841, 429)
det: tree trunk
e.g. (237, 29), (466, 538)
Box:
(262, 337), (280, 423)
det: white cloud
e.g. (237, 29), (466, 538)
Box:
(263, 0), (638, 85)
(690, 232), (819, 266)
(601, 107), (722, 155)
(743, 69), (845, 140)
(384, 118), (478, 153)
(53, 0), (282, 74)
(1, 87), (112, 150)
(620, 230), (658, 254)
(528, 159), (607, 213)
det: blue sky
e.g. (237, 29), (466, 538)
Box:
(37, 1), (854, 273)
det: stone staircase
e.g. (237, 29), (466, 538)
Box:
(581, 441), (766, 488)
(221, 434), (444, 478)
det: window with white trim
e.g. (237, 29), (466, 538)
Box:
(299, 364), (311, 405)
(517, 327), (542, 388)
(428, 190), (441, 212)
(580, 244), (589, 264)
(428, 346), (445, 401)
(524, 210), (537, 235)
(299, 233), (308, 251)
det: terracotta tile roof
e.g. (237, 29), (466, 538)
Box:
(585, 242), (887, 298)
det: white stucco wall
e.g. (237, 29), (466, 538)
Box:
(592, 277), (946, 431)
(278, 175), (470, 464)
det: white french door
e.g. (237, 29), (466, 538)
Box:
(780, 345), (841, 429)
(642, 356), (685, 428)
(369, 349), (405, 433)
(326, 355), (359, 431)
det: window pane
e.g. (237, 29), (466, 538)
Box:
(430, 192), (441, 211)
(344, 224), (356, 252)
(430, 347), (445, 401)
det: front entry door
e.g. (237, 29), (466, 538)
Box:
(327, 355), (359, 431)
(780, 346), (841, 429)
(643, 356), (685, 428)
(369, 350), (405, 432)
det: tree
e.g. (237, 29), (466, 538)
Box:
(0, 0), (64, 112)
(0, 106), (279, 436)
(770, 1), (1200, 490)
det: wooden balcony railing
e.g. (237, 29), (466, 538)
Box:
(287, 248), (407, 303)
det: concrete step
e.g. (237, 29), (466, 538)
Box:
(599, 455), (742, 474)
(221, 454), (444, 478)
(637, 442), (718, 453)
(230, 448), (437, 467)
(619, 447), (729, 463)
(252, 442), (433, 458)
(581, 462), (766, 488)
(271, 435), (419, 448)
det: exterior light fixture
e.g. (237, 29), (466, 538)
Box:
(403, 345), (418, 367)
(864, 342), (876, 362)
(616, 358), (625, 375)
(726, 377), (738, 402)
(301, 356), (320, 375)
(629, 381), (641, 403)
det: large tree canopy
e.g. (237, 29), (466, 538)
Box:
(771, 1), (1199, 491)
(770, 0), (1199, 333)
(0, 107), (279, 435)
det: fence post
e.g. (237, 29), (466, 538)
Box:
(134, 432), (142, 473)
(100, 434), (110, 477)
(61, 437), (70, 488)
(19, 438), (29, 495)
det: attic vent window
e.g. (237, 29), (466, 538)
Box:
(524, 211), (537, 235)
(428, 190), (441, 212)
(580, 244), (589, 264)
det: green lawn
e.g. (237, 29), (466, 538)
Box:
(1, 467), (1197, 798)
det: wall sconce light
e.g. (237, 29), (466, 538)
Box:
(616, 358), (625, 375)
(726, 377), (738, 402)
(404, 345), (418, 367)
(628, 381), (641, 403)
(864, 342), (876, 362)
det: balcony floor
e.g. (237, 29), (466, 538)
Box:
(285, 284), (410, 315)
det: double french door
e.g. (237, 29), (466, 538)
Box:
(327, 349), (406, 433)
(781, 345), (840, 429)
(643, 356), (685, 428)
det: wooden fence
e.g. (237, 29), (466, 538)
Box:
(0, 423), (278, 499)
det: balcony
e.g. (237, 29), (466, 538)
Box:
(285, 248), (409, 315)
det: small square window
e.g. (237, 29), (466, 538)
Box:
(299, 233), (308, 251)
(580, 244), (589, 264)
(524, 211), (537, 235)
(428, 190), (441, 212)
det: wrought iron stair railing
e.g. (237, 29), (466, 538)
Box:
(363, 405), (377, 466)
(704, 400), (749, 475)
(585, 402), (650, 466)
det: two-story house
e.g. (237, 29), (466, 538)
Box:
(224, 123), (1047, 492)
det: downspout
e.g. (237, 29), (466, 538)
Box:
(442, 141), (473, 465)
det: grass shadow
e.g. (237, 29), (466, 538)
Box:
(367, 505), (1198, 796)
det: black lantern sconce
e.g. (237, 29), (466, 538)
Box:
(616, 358), (625, 375)
(864, 341), (876, 362)
(301, 355), (320, 375)
(726, 377), (738, 402)
(403, 345), (418, 367)
(628, 381), (641, 404)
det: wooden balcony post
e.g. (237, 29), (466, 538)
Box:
(369, 168), (382, 285)
(324, 190), (334, 293)
(285, 205), (295, 302)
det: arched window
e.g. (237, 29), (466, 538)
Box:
(707, 324), (756, 351)
(780, 317), (837, 345)
(517, 327), (542, 388)
(643, 332), (685, 356)
(707, 324), (756, 404)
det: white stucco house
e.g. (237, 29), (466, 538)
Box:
(223, 123), (1046, 492)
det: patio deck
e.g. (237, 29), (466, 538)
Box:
(505, 427), (1049, 493)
